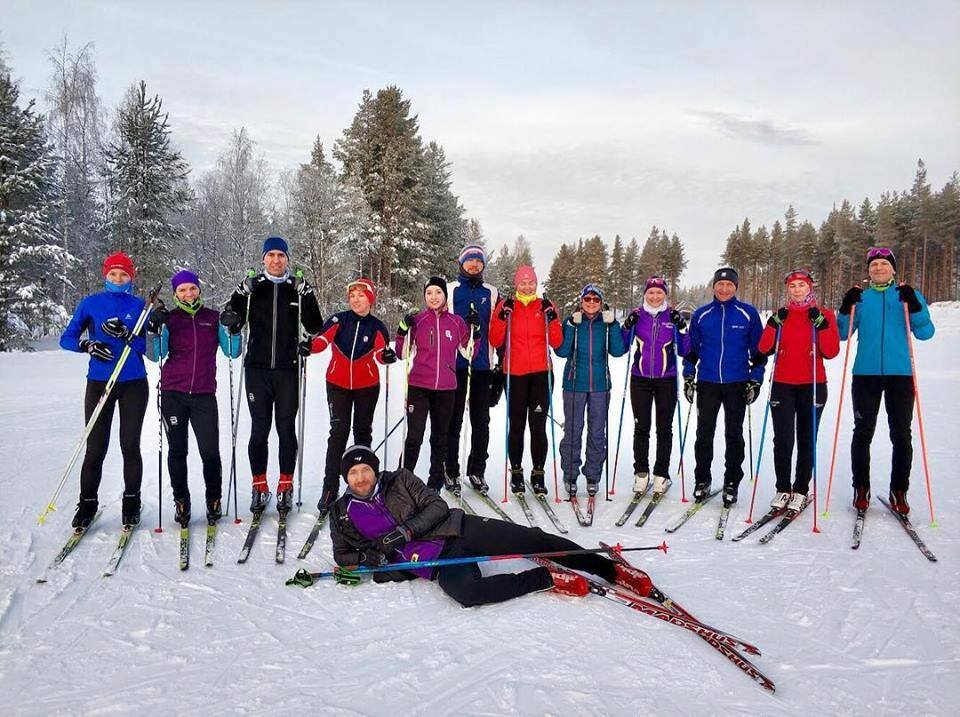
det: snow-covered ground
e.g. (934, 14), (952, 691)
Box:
(1, 305), (957, 716)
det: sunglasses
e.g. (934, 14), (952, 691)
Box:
(582, 295), (601, 304)
(867, 247), (894, 259)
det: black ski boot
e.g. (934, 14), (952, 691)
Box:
(443, 473), (462, 497)
(174, 499), (191, 528)
(276, 489), (293, 514)
(71, 498), (98, 529)
(510, 468), (525, 494)
(206, 498), (222, 524)
(586, 481), (600, 497)
(250, 488), (272, 514)
(722, 482), (738, 508)
(693, 482), (711, 503)
(121, 493), (141, 527)
(467, 474), (489, 495)
(530, 469), (548, 495)
(853, 486), (871, 511)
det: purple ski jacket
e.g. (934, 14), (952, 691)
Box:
(153, 307), (241, 394)
(621, 307), (691, 379)
(395, 308), (470, 391)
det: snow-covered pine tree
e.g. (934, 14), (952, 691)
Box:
(421, 141), (467, 276)
(102, 81), (191, 290)
(607, 234), (625, 312)
(623, 236), (640, 309)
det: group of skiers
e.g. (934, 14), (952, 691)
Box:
(59, 239), (934, 550)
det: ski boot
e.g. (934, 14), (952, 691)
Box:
(174, 499), (191, 528)
(530, 469), (548, 495)
(770, 491), (790, 510)
(693, 482), (711, 503)
(71, 498), (98, 529)
(510, 468), (525, 494)
(467, 474), (489, 495)
(613, 563), (653, 597)
(206, 498), (222, 524)
(633, 472), (650, 493)
(121, 493), (141, 527)
(250, 481), (272, 514)
(722, 482), (738, 508)
(563, 478), (577, 498)
(277, 473), (294, 513)
(787, 492), (806, 513)
(888, 490), (909, 515)
(652, 475), (669, 494)
(443, 473), (462, 496)
(586, 481), (600, 497)
(547, 566), (589, 597)
(852, 486), (871, 511)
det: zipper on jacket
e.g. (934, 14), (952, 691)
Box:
(270, 282), (278, 369)
(719, 304), (726, 383)
(189, 315), (198, 393)
(434, 312), (441, 390)
(349, 320), (360, 390)
(650, 317), (659, 378)
(880, 292), (886, 376)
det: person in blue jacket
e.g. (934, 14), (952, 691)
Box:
(837, 247), (935, 515)
(444, 245), (498, 495)
(682, 267), (765, 507)
(59, 252), (152, 528)
(555, 284), (626, 497)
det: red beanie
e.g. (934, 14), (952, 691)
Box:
(347, 278), (376, 305)
(102, 252), (137, 280)
(514, 265), (537, 287)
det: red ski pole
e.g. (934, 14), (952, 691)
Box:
(902, 298), (937, 527)
(822, 302), (856, 518)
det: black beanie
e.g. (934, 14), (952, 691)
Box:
(424, 276), (448, 302)
(712, 267), (739, 288)
(341, 445), (380, 482)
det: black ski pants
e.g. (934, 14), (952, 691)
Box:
(79, 378), (149, 502)
(436, 514), (617, 607)
(693, 380), (747, 489)
(446, 368), (492, 479)
(161, 390), (222, 505)
(323, 382), (380, 498)
(851, 375), (914, 493)
(630, 376), (677, 477)
(402, 385), (455, 490)
(769, 381), (827, 495)
(245, 366), (299, 479)
(507, 371), (551, 471)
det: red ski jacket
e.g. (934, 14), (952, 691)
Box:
(758, 304), (840, 385)
(489, 297), (563, 376)
(310, 310), (390, 390)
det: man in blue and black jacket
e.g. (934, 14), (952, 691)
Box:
(683, 267), (765, 506)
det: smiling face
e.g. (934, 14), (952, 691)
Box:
(263, 250), (289, 277)
(106, 268), (131, 285)
(868, 258), (895, 284)
(787, 279), (811, 303)
(581, 292), (602, 315)
(346, 463), (377, 498)
(175, 282), (200, 303)
(714, 280), (737, 302)
(645, 287), (666, 308)
(348, 287), (371, 315)
(516, 277), (537, 295)
(461, 258), (484, 276)
(425, 285), (446, 310)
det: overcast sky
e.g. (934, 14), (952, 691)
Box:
(5, 0), (960, 283)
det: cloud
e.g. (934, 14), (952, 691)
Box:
(687, 109), (817, 147)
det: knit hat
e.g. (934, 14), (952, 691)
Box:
(171, 269), (200, 292)
(580, 283), (604, 301)
(514, 265), (537, 287)
(262, 236), (289, 257)
(341, 445), (380, 482)
(784, 269), (813, 286)
(458, 244), (487, 267)
(712, 267), (739, 287)
(424, 276), (448, 302)
(867, 246), (896, 271)
(644, 276), (669, 294)
(102, 252), (137, 280)
(347, 278), (376, 305)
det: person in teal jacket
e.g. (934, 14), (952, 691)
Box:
(555, 284), (626, 496)
(837, 247), (935, 515)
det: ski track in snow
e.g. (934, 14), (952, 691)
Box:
(1, 305), (958, 715)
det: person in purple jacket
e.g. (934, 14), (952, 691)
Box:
(395, 277), (474, 491)
(147, 270), (242, 526)
(621, 277), (690, 496)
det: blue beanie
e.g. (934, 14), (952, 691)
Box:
(580, 283), (604, 301)
(262, 236), (289, 257)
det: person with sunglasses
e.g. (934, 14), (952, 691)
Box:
(836, 247), (935, 515)
(555, 284), (626, 497)
(682, 267), (765, 508)
(757, 270), (840, 513)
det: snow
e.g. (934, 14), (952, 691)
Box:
(1, 305), (958, 715)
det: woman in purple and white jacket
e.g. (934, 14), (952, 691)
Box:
(395, 277), (474, 491)
(148, 270), (242, 527)
(621, 277), (690, 495)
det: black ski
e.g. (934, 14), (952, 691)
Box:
(513, 491), (538, 527)
(237, 510), (265, 564)
(178, 527), (190, 570)
(36, 511), (102, 583)
(615, 487), (650, 527)
(297, 512), (329, 560)
(531, 489), (569, 533)
(203, 523), (217, 567)
(877, 497), (937, 562)
(276, 512), (288, 564)
(758, 497), (809, 544)
(472, 490), (515, 523)
(102, 524), (136, 577)
(715, 506), (732, 541)
(732, 507), (785, 542)
(664, 488), (721, 533)
(635, 480), (672, 528)
(851, 509), (866, 550)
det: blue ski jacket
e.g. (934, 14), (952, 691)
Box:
(683, 296), (764, 384)
(447, 273), (499, 371)
(60, 290), (148, 382)
(555, 314), (626, 392)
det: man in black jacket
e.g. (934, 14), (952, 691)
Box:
(330, 445), (652, 606)
(221, 237), (323, 513)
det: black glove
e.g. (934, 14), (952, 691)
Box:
(498, 298), (514, 320)
(669, 309), (687, 331)
(465, 306), (480, 327)
(623, 311), (639, 330)
(375, 525), (412, 556)
(100, 317), (132, 342)
(235, 274), (256, 297)
(380, 346), (398, 364)
(744, 380), (762, 405)
(683, 376), (696, 404)
(296, 277), (314, 297)
(839, 287), (862, 315)
(396, 313), (417, 337)
(297, 339), (312, 357)
(79, 339), (113, 362)
(541, 298), (558, 323)
(767, 308), (789, 328)
(749, 352), (768, 369)
(219, 308), (243, 335)
(897, 284), (922, 314)
(358, 550), (389, 568)
(146, 300), (169, 334)
(808, 307), (828, 330)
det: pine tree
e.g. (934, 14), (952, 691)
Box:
(607, 234), (625, 311)
(579, 234), (608, 290)
(421, 141), (466, 277)
(662, 233), (688, 296)
(623, 236), (640, 308)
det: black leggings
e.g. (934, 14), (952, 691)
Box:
(507, 371), (552, 471)
(323, 382), (380, 497)
(446, 369), (492, 478)
(851, 375), (914, 492)
(161, 391), (222, 504)
(402, 386), (455, 489)
(770, 381), (826, 494)
(436, 514), (616, 607)
(630, 376), (677, 476)
(79, 378), (149, 501)
(693, 381), (747, 489)
(245, 366), (299, 478)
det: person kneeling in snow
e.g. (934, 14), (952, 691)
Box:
(329, 445), (649, 606)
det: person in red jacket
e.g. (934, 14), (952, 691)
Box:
(488, 265), (563, 495)
(757, 269), (840, 512)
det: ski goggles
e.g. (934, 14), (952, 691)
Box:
(783, 268), (813, 285)
(867, 246), (894, 261)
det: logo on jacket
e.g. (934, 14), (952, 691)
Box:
(169, 416), (179, 425)
(363, 336), (369, 343)
(124, 313), (132, 320)
(533, 404), (543, 413)
(445, 330), (452, 341)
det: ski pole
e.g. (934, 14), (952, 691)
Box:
(39, 281), (163, 525)
(295, 269), (306, 511)
(399, 316), (413, 470)
(811, 321), (821, 533)
(823, 303), (856, 517)
(902, 297), (936, 526)
(745, 326), (781, 523)
(457, 327), (476, 508)
(610, 331), (633, 496)
(544, 305), (561, 503)
(155, 353), (164, 534)
(374, 416), (405, 452)
(226, 349), (236, 519)
(228, 274), (254, 524)
(672, 324), (686, 502)
(564, 318), (579, 499)
(502, 314), (512, 503)
(286, 541), (671, 586)
(603, 316), (612, 502)
(383, 358), (390, 465)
